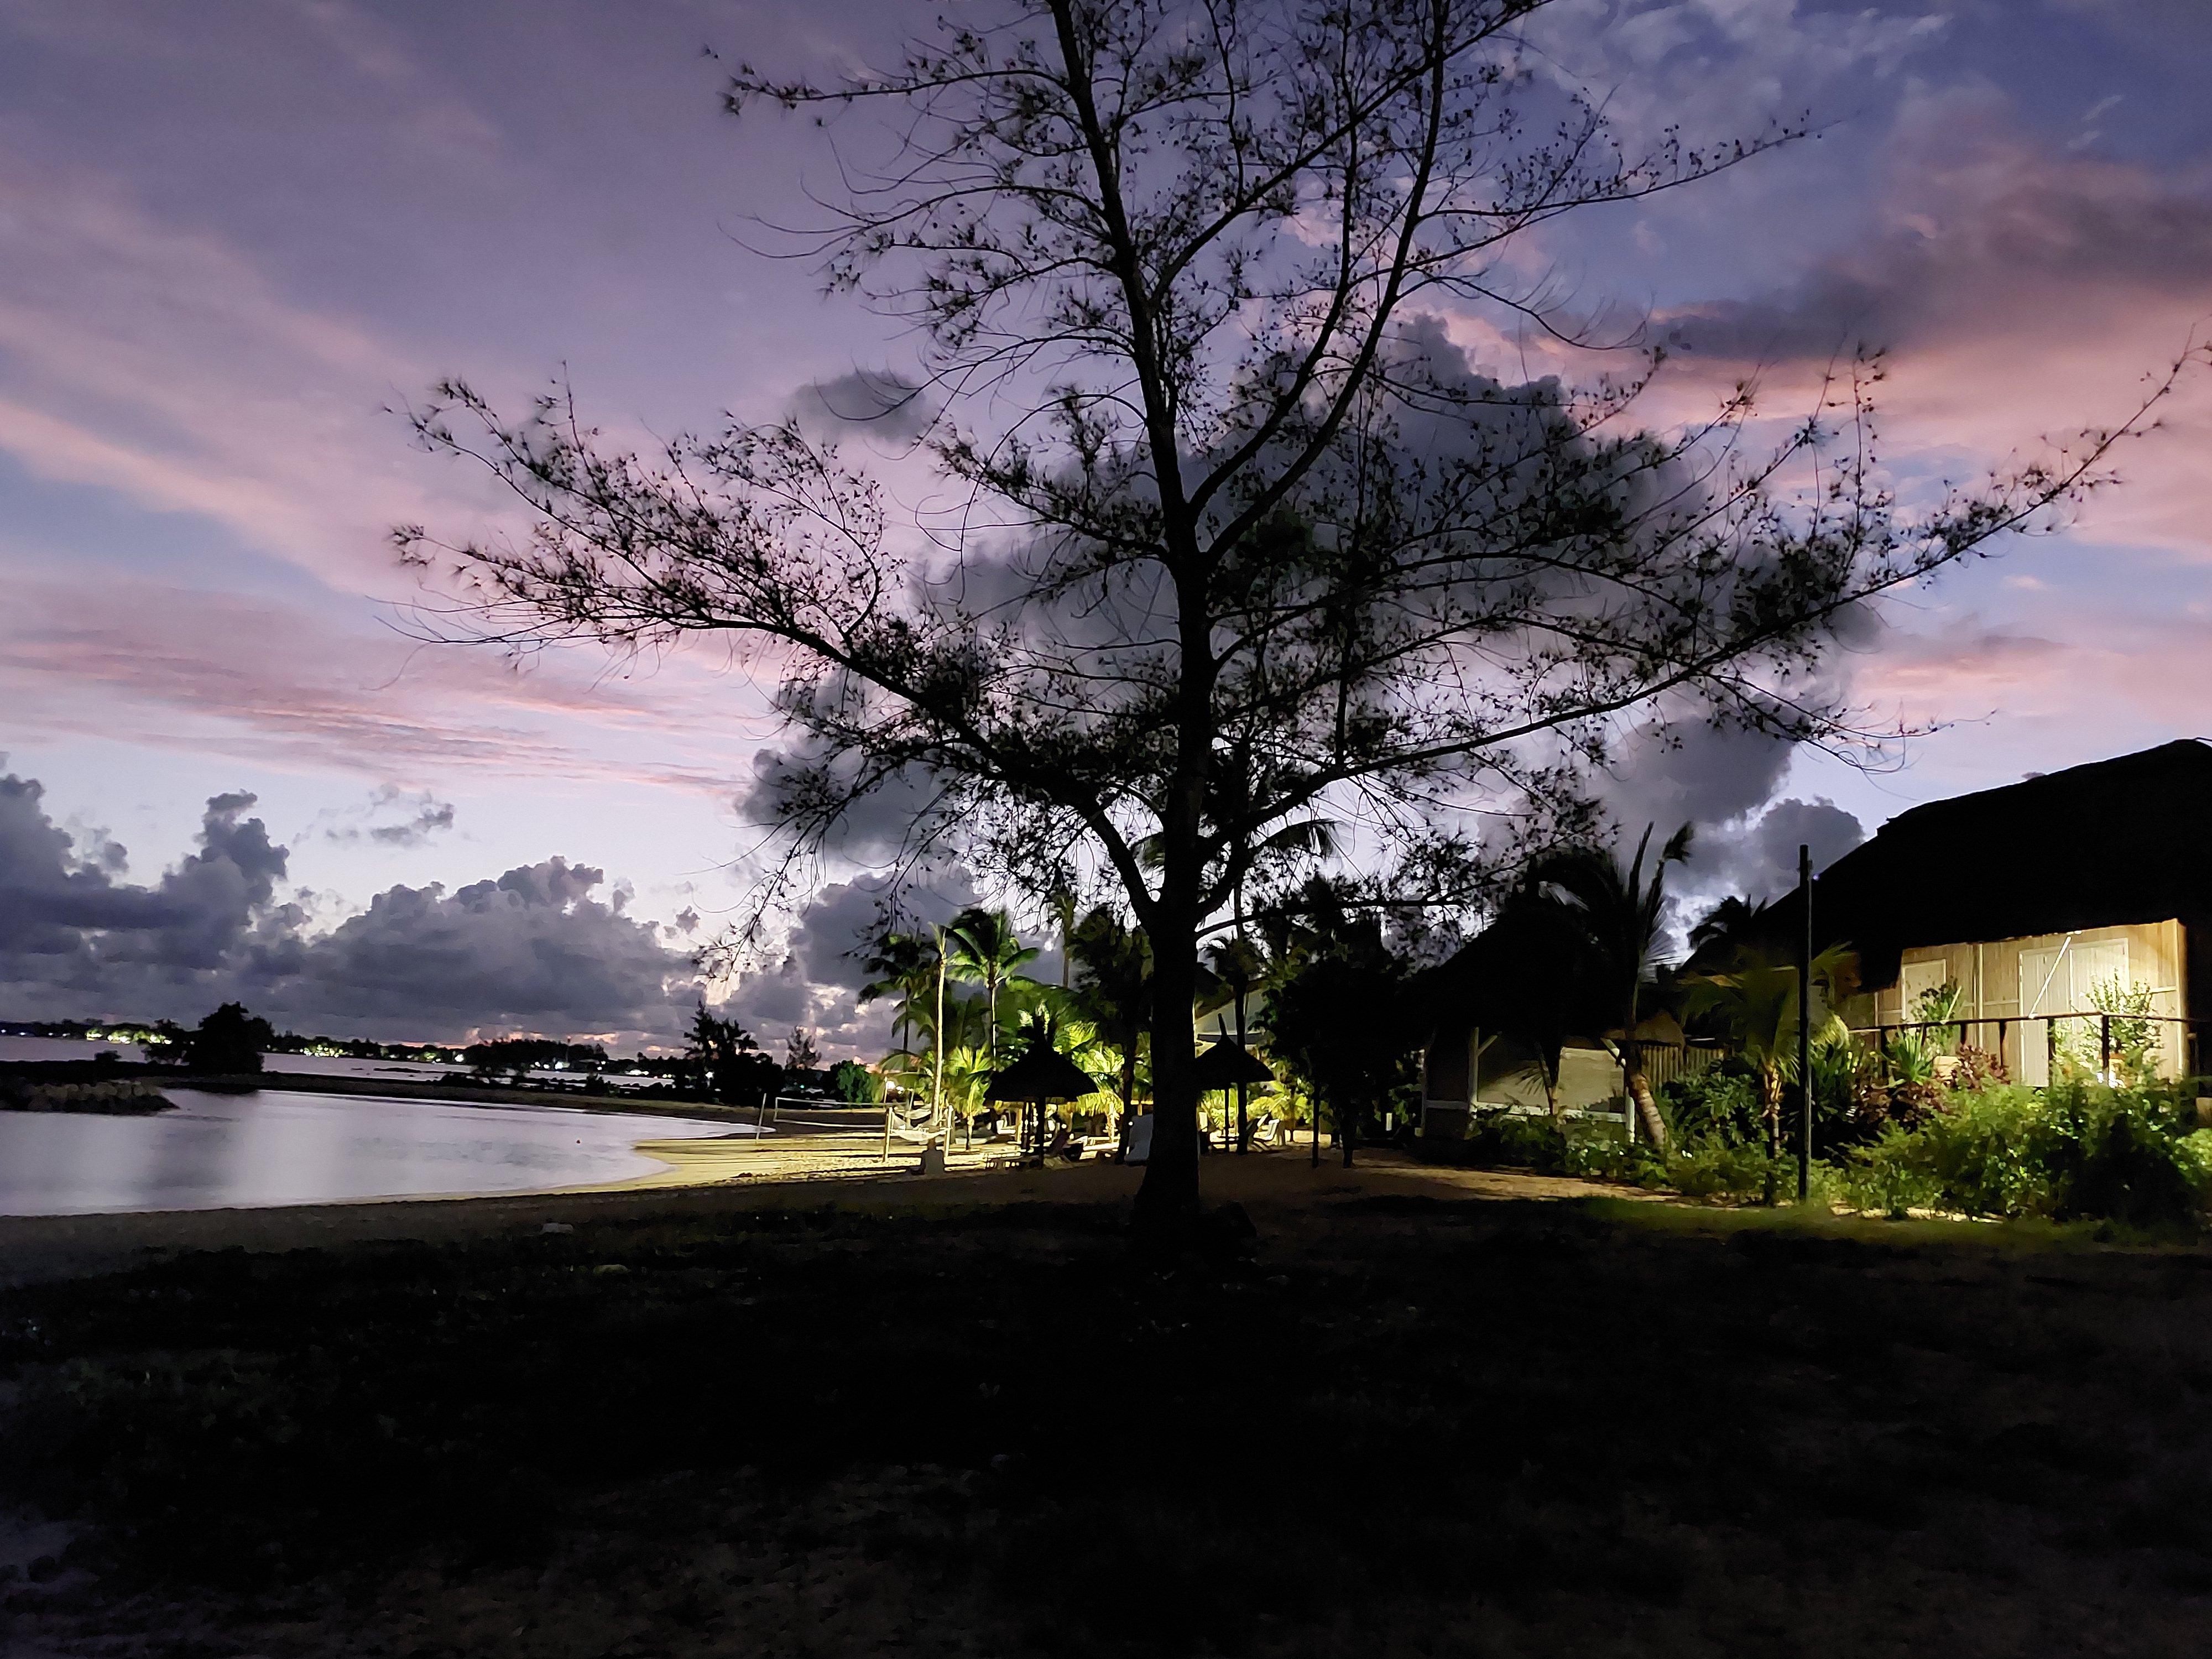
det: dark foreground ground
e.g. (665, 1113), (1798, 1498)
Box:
(3, 1180), (2211, 1657)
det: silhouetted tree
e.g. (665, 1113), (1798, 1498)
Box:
(688, 1003), (782, 1108)
(183, 1003), (272, 1075)
(404, 0), (2188, 1230)
(857, 925), (940, 1055)
(785, 1027), (822, 1073)
(1270, 925), (1414, 1167)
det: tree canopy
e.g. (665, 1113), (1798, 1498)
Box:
(402, 0), (2193, 1225)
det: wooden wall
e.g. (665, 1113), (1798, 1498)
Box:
(1839, 918), (2190, 1082)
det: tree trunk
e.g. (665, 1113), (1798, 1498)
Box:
(1626, 1066), (1667, 1149)
(1761, 1068), (1782, 1204)
(1134, 912), (1201, 1231)
(1234, 984), (1249, 1155)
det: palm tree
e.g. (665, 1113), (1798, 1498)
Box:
(1528, 823), (1693, 1149)
(1685, 944), (1853, 1173)
(857, 927), (940, 1055)
(938, 1043), (994, 1144)
(1043, 881), (1080, 992)
(942, 907), (1041, 1063)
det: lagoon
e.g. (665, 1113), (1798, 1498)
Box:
(0, 1086), (740, 1217)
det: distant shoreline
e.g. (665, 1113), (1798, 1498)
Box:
(0, 1058), (885, 1134)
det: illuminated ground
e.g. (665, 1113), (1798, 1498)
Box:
(3, 1152), (2209, 1656)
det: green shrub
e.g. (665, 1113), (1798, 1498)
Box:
(2037, 1081), (2212, 1226)
(1843, 1122), (1970, 1218)
(1558, 1124), (1667, 1187)
(1444, 1110), (1666, 1186)
(1840, 1081), (2212, 1228)
(1662, 1136), (1772, 1201)
(828, 1060), (884, 1104)
(1459, 1110), (1564, 1168)
(1660, 1067), (1761, 1145)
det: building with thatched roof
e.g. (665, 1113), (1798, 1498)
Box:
(1417, 740), (2212, 1129)
(1783, 739), (2212, 1082)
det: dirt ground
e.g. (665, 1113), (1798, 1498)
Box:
(3, 1149), (2211, 1657)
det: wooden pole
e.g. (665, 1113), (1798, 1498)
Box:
(1797, 844), (1813, 1203)
(932, 925), (946, 1143)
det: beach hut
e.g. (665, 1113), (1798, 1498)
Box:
(985, 1042), (1099, 1166)
(1193, 1038), (1275, 1150)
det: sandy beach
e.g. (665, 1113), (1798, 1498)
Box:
(0, 1130), (1646, 1287)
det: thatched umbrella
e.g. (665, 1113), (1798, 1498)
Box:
(1193, 1039), (1275, 1150)
(1192, 1039), (1275, 1091)
(985, 1042), (1100, 1164)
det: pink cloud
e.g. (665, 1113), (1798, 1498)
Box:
(0, 155), (514, 592)
(0, 573), (769, 796)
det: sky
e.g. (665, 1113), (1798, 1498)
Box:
(3, 0), (2210, 1053)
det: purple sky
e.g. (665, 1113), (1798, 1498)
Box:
(4, 1), (2210, 1051)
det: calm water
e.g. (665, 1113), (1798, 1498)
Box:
(0, 1087), (743, 1217)
(0, 1035), (665, 1089)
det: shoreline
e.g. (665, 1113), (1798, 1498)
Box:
(0, 1081), (907, 1258)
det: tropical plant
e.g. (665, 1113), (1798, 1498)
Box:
(1527, 822), (1692, 1147)
(857, 926), (941, 1055)
(2059, 973), (2161, 1084)
(1806, 1020), (1886, 1145)
(1841, 1080), (2212, 1229)
(942, 907), (1041, 1064)
(1881, 979), (1963, 1084)
(1659, 1066), (1762, 1145)
(1683, 946), (1852, 1161)
(937, 1044), (996, 1140)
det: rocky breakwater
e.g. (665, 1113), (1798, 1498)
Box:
(1, 1070), (176, 1114)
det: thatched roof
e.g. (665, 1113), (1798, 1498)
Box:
(984, 1042), (1099, 1103)
(1410, 899), (1608, 1043)
(1193, 1039), (1275, 1091)
(1774, 740), (2212, 990)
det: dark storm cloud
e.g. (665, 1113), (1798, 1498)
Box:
(253, 857), (697, 1037)
(1590, 722), (1866, 925)
(0, 779), (287, 979)
(738, 744), (968, 871)
(0, 770), (698, 1041)
(1597, 720), (1797, 834)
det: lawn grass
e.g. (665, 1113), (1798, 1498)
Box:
(4, 1193), (2211, 1656)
